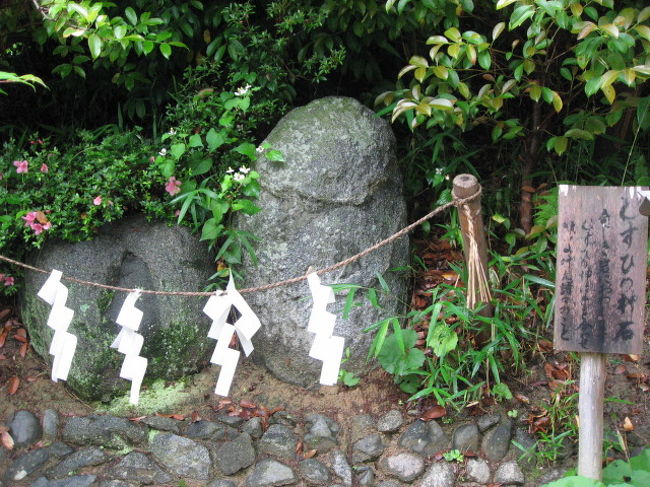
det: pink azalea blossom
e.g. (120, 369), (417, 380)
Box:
(22, 211), (38, 224)
(31, 223), (45, 235)
(13, 160), (28, 173)
(4, 276), (14, 286)
(40, 163), (49, 173)
(93, 196), (102, 206)
(22, 211), (52, 234)
(165, 176), (181, 196)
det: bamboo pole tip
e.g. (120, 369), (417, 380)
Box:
(453, 174), (478, 190)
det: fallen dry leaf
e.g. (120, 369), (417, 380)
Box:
(1, 431), (14, 450)
(421, 405), (447, 421)
(515, 393), (530, 404)
(19, 341), (28, 358)
(614, 364), (627, 375)
(623, 354), (640, 362)
(623, 417), (634, 432)
(25, 376), (38, 383)
(155, 412), (185, 420)
(303, 449), (317, 459)
(0, 330), (7, 348)
(7, 376), (20, 395)
(240, 400), (256, 409)
(191, 411), (201, 423)
(128, 416), (146, 422)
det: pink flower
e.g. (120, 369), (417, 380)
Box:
(93, 196), (102, 206)
(40, 163), (49, 173)
(165, 176), (181, 196)
(31, 223), (44, 235)
(22, 211), (38, 224)
(4, 276), (14, 286)
(13, 160), (28, 173)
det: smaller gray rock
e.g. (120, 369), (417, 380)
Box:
(217, 414), (245, 427)
(300, 458), (331, 484)
(207, 479), (237, 487)
(62, 415), (147, 448)
(329, 450), (352, 486)
(243, 417), (264, 439)
(259, 424), (298, 460)
(481, 419), (513, 462)
(140, 415), (181, 433)
(5, 448), (50, 481)
(357, 467), (375, 487)
(452, 423), (480, 453)
(48, 475), (97, 487)
(246, 459), (297, 487)
(399, 420), (449, 456)
(494, 461), (524, 485)
(49, 446), (108, 478)
(9, 410), (42, 448)
(477, 414), (500, 432)
(48, 442), (74, 458)
(304, 415), (338, 453)
(185, 420), (237, 441)
(380, 453), (425, 482)
(215, 432), (256, 475)
(150, 433), (211, 480)
(42, 409), (59, 441)
(98, 481), (139, 487)
(465, 458), (490, 484)
(352, 434), (384, 464)
(306, 414), (340, 434)
(112, 451), (172, 484)
(377, 410), (404, 433)
(418, 462), (455, 487)
(30, 478), (49, 487)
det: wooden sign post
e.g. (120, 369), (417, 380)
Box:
(554, 185), (648, 480)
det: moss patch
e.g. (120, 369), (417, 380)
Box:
(96, 378), (190, 416)
(145, 321), (211, 379)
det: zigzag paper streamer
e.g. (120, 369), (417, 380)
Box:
(110, 291), (148, 404)
(307, 273), (344, 386)
(37, 270), (77, 382)
(203, 275), (261, 396)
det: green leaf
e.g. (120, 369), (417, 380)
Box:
(429, 98), (454, 110)
(200, 218), (223, 242)
(188, 134), (203, 148)
(553, 136), (568, 155)
(160, 43), (172, 59)
(444, 27), (461, 42)
(206, 128), (226, 151)
(496, 0), (518, 9)
(233, 142), (257, 159)
(564, 128), (594, 140)
(601, 24), (619, 38)
(88, 34), (103, 59)
(113, 24), (127, 40)
(170, 143), (186, 160)
(635, 25), (650, 42)
(409, 55), (429, 68)
(124, 7), (137, 25)
(231, 199), (261, 215)
(265, 149), (285, 162)
(160, 159), (175, 178)
(478, 50), (491, 69)
(509, 5), (535, 29)
(189, 158), (212, 175)
(492, 22), (506, 40)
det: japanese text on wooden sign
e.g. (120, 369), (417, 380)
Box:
(554, 185), (648, 354)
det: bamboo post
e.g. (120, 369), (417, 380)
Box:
(578, 353), (607, 480)
(452, 174), (492, 315)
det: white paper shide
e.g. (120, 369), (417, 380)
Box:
(203, 275), (261, 396)
(307, 273), (344, 386)
(37, 270), (78, 382)
(111, 290), (148, 404)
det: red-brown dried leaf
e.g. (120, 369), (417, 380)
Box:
(269, 407), (285, 415)
(303, 449), (317, 459)
(35, 211), (49, 225)
(1, 431), (14, 450)
(128, 416), (146, 422)
(514, 393), (530, 404)
(0, 308), (10, 321)
(522, 185), (536, 193)
(295, 441), (303, 454)
(19, 341), (28, 358)
(0, 354), (7, 360)
(614, 364), (627, 375)
(623, 354), (640, 362)
(626, 373), (647, 381)
(623, 417), (634, 432)
(155, 412), (185, 420)
(191, 411), (202, 423)
(0, 330), (7, 348)
(7, 376), (19, 395)
(420, 405), (447, 421)
(538, 340), (553, 353)
(240, 400), (257, 409)
(543, 363), (555, 380)
(25, 376), (38, 383)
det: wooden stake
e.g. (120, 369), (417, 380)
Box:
(578, 352), (607, 480)
(452, 174), (492, 315)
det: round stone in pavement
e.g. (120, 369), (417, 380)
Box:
(207, 479), (236, 487)
(98, 481), (139, 487)
(465, 458), (490, 484)
(328, 449), (352, 486)
(380, 453), (425, 482)
(477, 414), (500, 432)
(9, 410), (42, 448)
(150, 432), (211, 480)
(299, 458), (331, 483)
(245, 459), (297, 487)
(481, 419), (513, 462)
(243, 417), (264, 439)
(5, 447), (50, 482)
(47, 475), (97, 487)
(112, 451), (172, 484)
(452, 423), (480, 453)
(139, 415), (181, 433)
(356, 466), (375, 486)
(417, 462), (455, 487)
(185, 420), (237, 441)
(351, 434), (384, 464)
(258, 424), (298, 460)
(377, 410), (404, 433)
(62, 415), (147, 448)
(494, 460), (524, 485)
(215, 432), (256, 475)
(49, 446), (109, 478)
(399, 420), (449, 456)
(42, 409), (59, 441)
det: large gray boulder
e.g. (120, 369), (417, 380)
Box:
(20, 216), (214, 401)
(237, 96), (409, 387)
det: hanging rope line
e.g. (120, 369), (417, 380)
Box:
(0, 188), (481, 295)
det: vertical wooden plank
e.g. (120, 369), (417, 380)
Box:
(578, 353), (607, 480)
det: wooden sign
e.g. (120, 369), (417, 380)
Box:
(554, 185), (648, 355)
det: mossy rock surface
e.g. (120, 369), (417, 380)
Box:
(20, 215), (214, 401)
